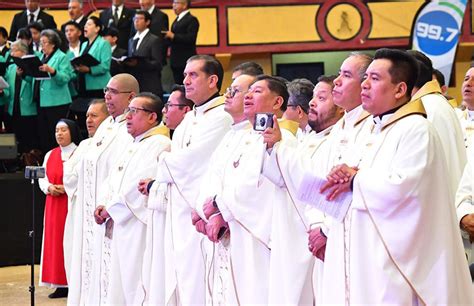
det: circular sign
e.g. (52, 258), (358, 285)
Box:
(415, 10), (459, 56)
(326, 3), (362, 41)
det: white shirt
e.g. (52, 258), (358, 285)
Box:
(74, 14), (84, 24)
(132, 28), (149, 51)
(147, 5), (155, 15)
(177, 10), (190, 22)
(112, 4), (123, 19)
(27, 8), (40, 22)
(69, 44), (80, 57)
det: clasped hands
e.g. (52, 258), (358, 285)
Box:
(94, 205), (110, 225)
(47, 184), (65, 197)
(320, 163), (358, 201)
(191, 197), (229, 243)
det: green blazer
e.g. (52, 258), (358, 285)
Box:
(3, 63), (36, 116)
(66, 50), (78, 97)
(0, 51), (10, 106)
(80, 36), (112, 91)
(33, 49), (73, 108)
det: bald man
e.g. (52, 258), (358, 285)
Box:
(67, 74), (138, 305)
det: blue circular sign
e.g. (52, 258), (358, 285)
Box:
(415, 10), (459, 56)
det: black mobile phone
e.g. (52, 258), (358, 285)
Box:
(253, 112), (274, 131)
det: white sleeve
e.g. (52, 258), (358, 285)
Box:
(38, 150), (52, 195)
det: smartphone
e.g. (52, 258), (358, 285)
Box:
(254, 112), (274, 131)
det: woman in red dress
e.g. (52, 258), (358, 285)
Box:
(38, 119), (82, 299)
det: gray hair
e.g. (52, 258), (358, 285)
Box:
(11, 40), (29, 54)
(287, 78), (314, 113)
(40, 29), (62, 48)
(347, 52), (373, 81)
(69, 0), (83, 8)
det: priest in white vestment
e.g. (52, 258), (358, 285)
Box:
(94, 93), (171, 305)
(198, 75), (302, 304)
(263, 75), (345, 303)
(458, 66), (474, 158)
(151, 55), (232, 305)
(136, 86), (190, 306)
(408, 51), (466, 195)
(63, 100), (108, 292)
(66, 74), (138, 305)
(192, 74), (257, 305)
(283, 78), (314, 143)
(455, 161), (474, 269)
(320, 49), (473, 305)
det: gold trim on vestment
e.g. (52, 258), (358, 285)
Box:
(278, 119), (299, 136)
(410, 79), (441, 101)
(381, 99), (426, 132)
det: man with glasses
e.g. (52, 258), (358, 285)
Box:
(284, 78), (315, 142)
(162, 84), (193, 132)
(164, 0), (199, 85)
(94, 92), (170, 305)
(143, 55), (231, 305)
(67, 73), (138, 305)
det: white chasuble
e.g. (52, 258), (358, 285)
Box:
(105, 127), (170, 305)
(154, 97), (233, 305)
(322, 101), (473, 305)
(455, 160), (474, 265)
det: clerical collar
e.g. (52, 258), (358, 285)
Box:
(114, 113), (126, 123)
(177, 10), (190, 21)
(344, 104), (364, 127)
(231, 119), (250, 131)
(467, 109), (474, 121)
(195, 92), (220, 111)
(134, 125), (157, 143)
(373, 103), (406, 123)
(315, 125), (333, 138)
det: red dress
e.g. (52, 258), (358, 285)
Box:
(41, 147), (68, 285)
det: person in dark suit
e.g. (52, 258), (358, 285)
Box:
(164, 0), (199, 85)
(103, 27), (127, 76)
(0, 27), (9, 58)
(60, 0), (87, 42)
(99, 0), (135, 50)
(137, 0), (169, 65)
(9, 0), (57, 41)
(124, 10), (163, 98)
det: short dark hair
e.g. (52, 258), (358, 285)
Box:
(407, 50), (434, 89)
(373, 48), (419, 98)
(27, 22), (44, 33)
(233, 61), (264, 76)
(87, 16), (103, 33)
(187, 55), (224, 91)
(0, 27), (8, 39)
(89, 99), (109, 116)
(103, 27), (119, 37)
(317, 75), (337, 88)
(135, 92), (164, 123)
(171, 84), (194, 109)
(433, 69), (445, 87)
(63, 20), (82, 32)
(17, 27), (32, 40)
(135, 10), (152, 23)
(287, 78), (314, 113)
(255, 75), (289, 112)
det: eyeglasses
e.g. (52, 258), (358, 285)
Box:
(164, 102), (188, 110)
(103, 87), (132, 95)
(124, 106), (153, 115)
(225, 87), (247, 98)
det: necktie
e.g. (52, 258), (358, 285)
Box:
(113, 6), (119, 25)
(132, 38), (139, 53)
(29, 13), (35, 24)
